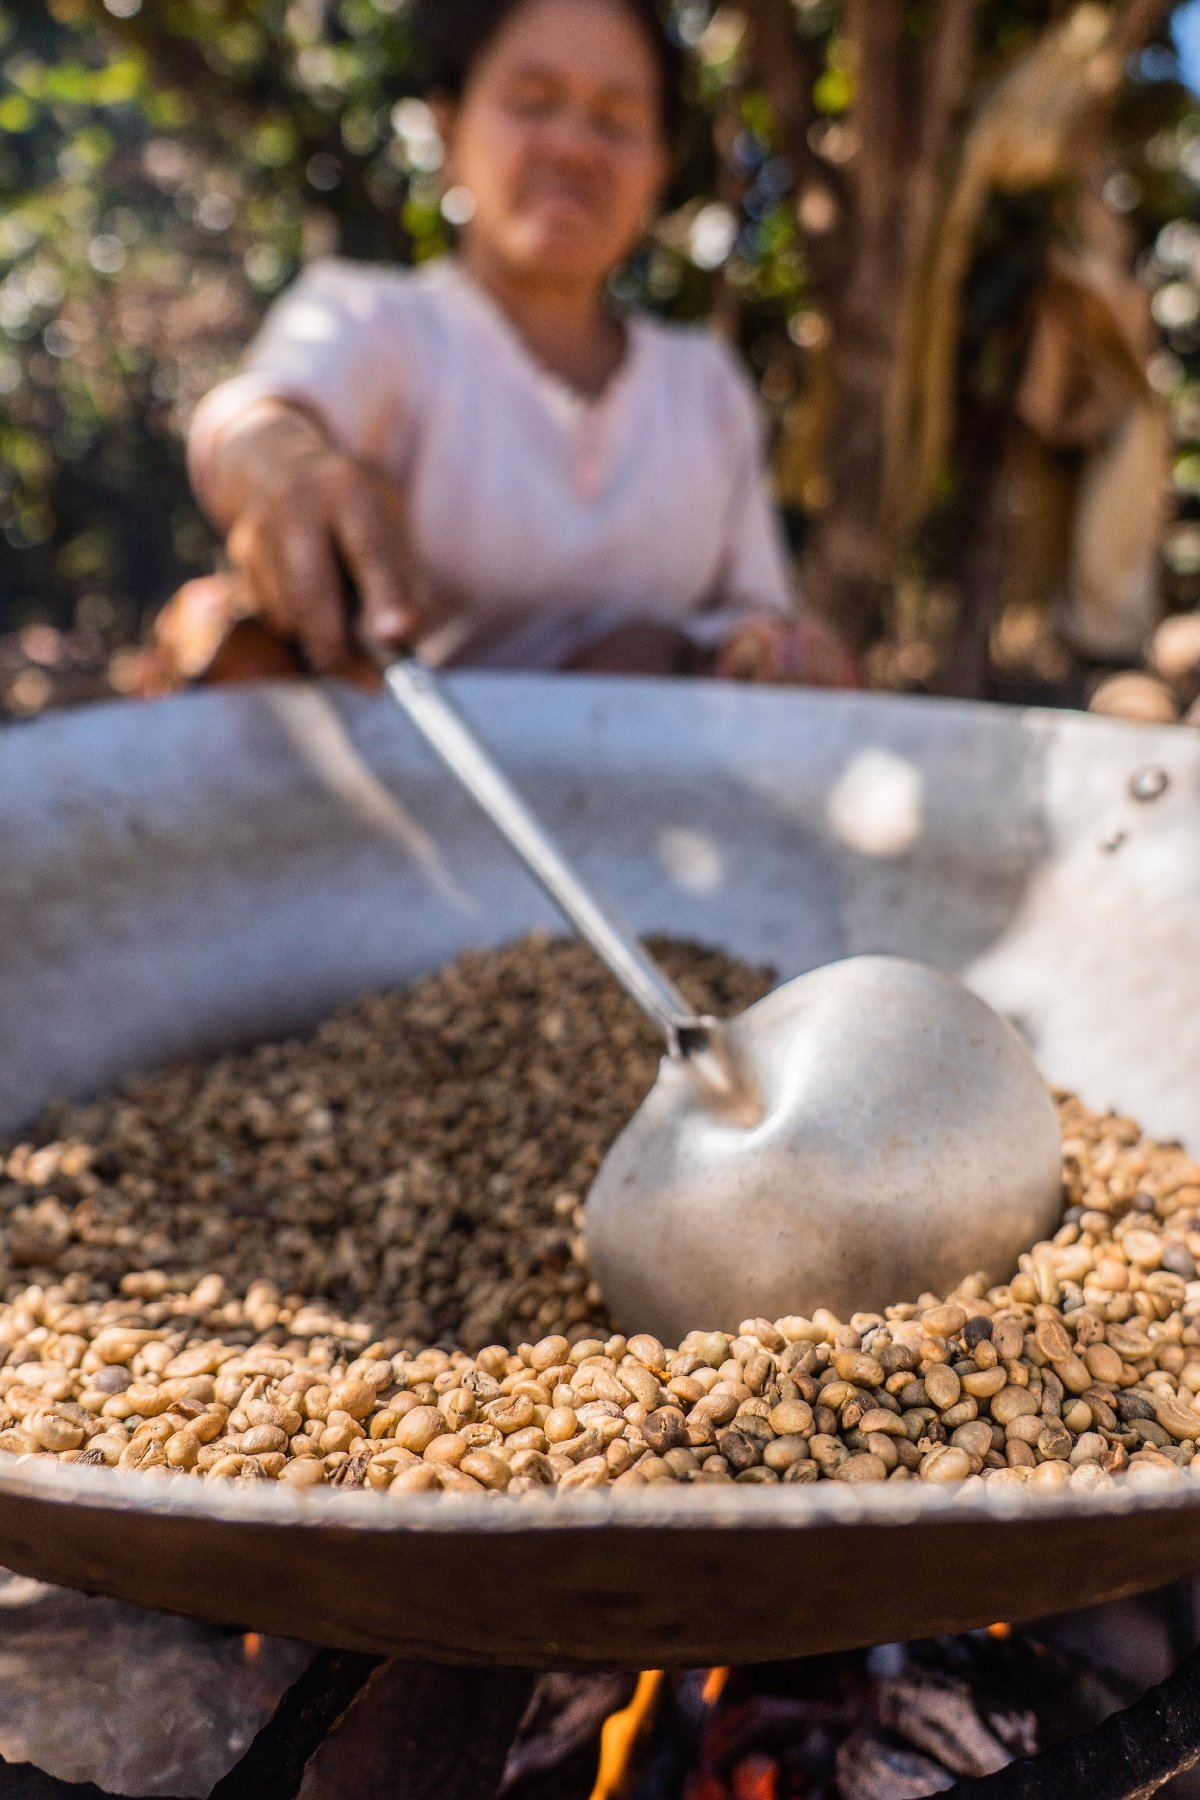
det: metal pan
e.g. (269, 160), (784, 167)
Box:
(1, 676), (1198, 1666)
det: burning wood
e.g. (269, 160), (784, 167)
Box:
(871, 1671), (1019, 1778)
(503, 1630), (1074, 1800)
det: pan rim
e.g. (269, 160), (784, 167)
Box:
(0, 1447), (1196, 1536)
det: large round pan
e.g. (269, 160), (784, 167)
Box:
(1, 676), (1198, 1665)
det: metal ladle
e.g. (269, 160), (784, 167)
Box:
(376, 652), (1064, 1342)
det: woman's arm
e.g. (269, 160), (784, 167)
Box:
(203, 398), (419, 676)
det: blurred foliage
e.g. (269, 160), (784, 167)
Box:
(0, 0), (1197, 673)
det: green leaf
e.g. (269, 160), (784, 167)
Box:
(251, 116), (297, 168)
(813, 67), (853, 115)
(0, 93), (34, 132)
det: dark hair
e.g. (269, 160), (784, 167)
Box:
(407, 0), (687, 146)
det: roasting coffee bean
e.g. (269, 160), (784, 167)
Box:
(1, 941), (1200, 1498)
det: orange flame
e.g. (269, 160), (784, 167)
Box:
(242, 1632), (262, 1664)
(589, 1669), (665, 1800)
(987, 1622), (1012, 1640)
(702, 1666), (731, 1706)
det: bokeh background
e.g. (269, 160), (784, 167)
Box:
(0, 0), (1197, 716)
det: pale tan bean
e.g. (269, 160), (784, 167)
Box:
(460, 1450), (511, 1490)
(27, 1410), (83, 1453)
(768, 1400), (815, 1436)
(923, 1365), (961, 1410)
(394, 1406), (445, 1455)
(165, 1430), (200, 1470)
(921, 1306), (967, 1339)
(423, 1434), (469, 1468)
(280, 1458), (327, 1488)
(921, 1446), (971, 1481)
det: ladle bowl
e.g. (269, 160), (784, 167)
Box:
(586, 954), (1063, 1343)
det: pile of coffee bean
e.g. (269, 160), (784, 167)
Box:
(0, 935), (769, 1352)
(1, 938), (1199, 1496)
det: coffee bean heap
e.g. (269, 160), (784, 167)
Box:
(0, 935), (769, 1353)
(0, 939), (1198, 1497)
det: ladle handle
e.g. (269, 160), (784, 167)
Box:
(376, 650), (708, 1057)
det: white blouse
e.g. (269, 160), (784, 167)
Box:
(189, 257), (792, 669)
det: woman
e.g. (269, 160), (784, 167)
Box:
(173, 0), (853, 686)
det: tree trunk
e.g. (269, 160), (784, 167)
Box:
(733, 0), (846, 296)
(800, 1), (978, 651)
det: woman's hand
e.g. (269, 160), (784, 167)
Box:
(715, 613), (860, 689)
(210, 401), (421, 678)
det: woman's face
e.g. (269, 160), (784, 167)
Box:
(443, 0), (670, 289)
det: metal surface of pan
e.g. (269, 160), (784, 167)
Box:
(1, 675), (1199, 1665)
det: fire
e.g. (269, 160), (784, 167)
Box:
(242, 1631), (262, 1664)
(590, 1665), (750, 1799)
(702, 1666), (731, 1705)
(589, 1669), (665, 1800)
(731, 1754), (779, 1800)
(987, 1622), (1012, 1640)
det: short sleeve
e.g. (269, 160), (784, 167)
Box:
(681, 340), (794, 646)
(187, 259), (411, 518)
